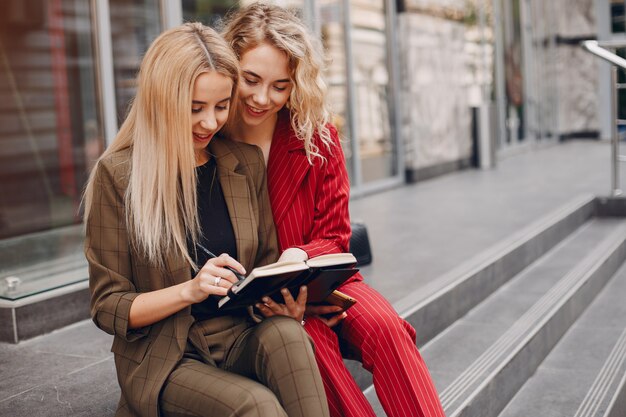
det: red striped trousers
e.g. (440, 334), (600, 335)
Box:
(304, 281), (445, 417)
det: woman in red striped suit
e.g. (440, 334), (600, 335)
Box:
(222, 3), (445, 417)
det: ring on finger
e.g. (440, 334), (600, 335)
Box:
(214, 277), (222, 286)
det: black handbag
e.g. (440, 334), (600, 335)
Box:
(349, 221), (373, 266)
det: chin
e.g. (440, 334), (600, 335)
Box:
(242, 114), (267, 128)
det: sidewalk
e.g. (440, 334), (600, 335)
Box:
(0, 140), (620, 416)
(352, 140), (616, 305)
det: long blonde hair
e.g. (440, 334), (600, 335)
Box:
(83, 23), (240, 268)
(221, 2), (333, 162)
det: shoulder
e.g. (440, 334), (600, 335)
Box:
(95, 147), (132, 191)
(213, 136), (266, 183)
(281, 110), (342, 160)
(322, 122), (341, 148)
(215, 136), (264, 167)
(312, 122), (342, 163)
(220, 136), (263, 159)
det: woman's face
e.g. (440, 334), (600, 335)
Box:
(191, 71), (233, 161)
(237, 42), (292, 130)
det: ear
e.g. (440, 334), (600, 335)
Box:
(285, 91), (293, 109)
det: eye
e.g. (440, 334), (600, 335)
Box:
(244, 78), (258, 86)
(216, 104), (229, 111)
(274, 86), (287, 92)
(192, 106), (203, 114)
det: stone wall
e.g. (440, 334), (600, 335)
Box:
(526, 0), (598, 138)
(553, 0), (599, 137)
(555, 45), (600, 137)
(398, 12), (475, 171)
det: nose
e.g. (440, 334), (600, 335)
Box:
(253, 87), (270, 106)
(200, 113), (217, 131)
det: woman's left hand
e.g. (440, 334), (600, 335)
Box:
(256, 286), (307, 322)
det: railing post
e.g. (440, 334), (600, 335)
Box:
(610, 65), (622, 196)
(581, 40), (626, 196)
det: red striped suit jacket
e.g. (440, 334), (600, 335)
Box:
(267, 110), (362, 284)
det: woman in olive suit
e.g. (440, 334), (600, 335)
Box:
(83, 23), (328, 417)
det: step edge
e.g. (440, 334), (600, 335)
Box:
(356, 194), (595, 393)
(397, 194), (596, 346)
(574, 328), (626, 417)
(446, 228), (626, 417)
(605, 369), (626, 417)
(441, 223), (626, 405)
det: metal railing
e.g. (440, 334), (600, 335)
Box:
(582, 40), (626, 197)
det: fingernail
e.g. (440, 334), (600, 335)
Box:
(255, 304), (262, 309)
(262, 297), (269, 303)
(281, 288), (288, 294)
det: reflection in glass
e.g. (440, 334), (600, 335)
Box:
(611, 0), (625, 34)
(349, 0), (396, 184)
(0, 225), (87, 300)
(0, 1), (102, 298)
(501, 0), (525, 144)
(319, 0), (354, 182)
(110, 0), (162, 125)
(183, 0), (239, 26)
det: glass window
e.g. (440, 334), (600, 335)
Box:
(109, 0), (162, 125)
(182, 0), (304, 27)
(500, 0), (525, 144)
(349, 0), (397, 184)
(527, 0), (557, 140)
(0, 0), (102, 299)
(184, 0), (355, 184)
(183, 0), (239, 26)
(611, 0), (625, 33)
(319, 0), (354, 182)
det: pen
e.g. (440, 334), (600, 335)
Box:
(197, 243), (246, 281)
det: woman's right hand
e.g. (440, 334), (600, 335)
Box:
(305, 304), (347, 327)
(180, 254), (246, 304)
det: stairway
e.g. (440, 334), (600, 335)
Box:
(360, 196), (626, 417)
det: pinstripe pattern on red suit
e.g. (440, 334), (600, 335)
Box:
(266, 110), (445, 417)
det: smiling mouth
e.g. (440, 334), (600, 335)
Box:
(193, 132), (213, 142)
(246, 104), (269, 116)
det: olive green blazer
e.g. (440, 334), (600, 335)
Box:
(85, 137), (279, 417)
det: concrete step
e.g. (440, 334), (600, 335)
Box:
(366, 216), (626, 416)
(430, 217), (626, 417)
(347, 194), (596, 390)
(497, 259), (626, 417)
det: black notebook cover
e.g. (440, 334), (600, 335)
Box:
(219, 267), (359, 310)
(284, 268), (359, 303)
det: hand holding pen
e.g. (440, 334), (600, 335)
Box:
(197, 243), (246, 281)
(183, 248), (246, 303)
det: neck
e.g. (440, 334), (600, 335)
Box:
(195, 149), (209, 166)
(233, 112), (278, 146)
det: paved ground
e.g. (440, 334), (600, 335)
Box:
(352, 140), (618, 305)
(0, 140), (621, 416)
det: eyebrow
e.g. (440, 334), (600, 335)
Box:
(243, 70), (290, 83)
(192, 97), (231, 105)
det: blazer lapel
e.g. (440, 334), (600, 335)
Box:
(209, 138), (258, 273)
(267, 113), (310, 227)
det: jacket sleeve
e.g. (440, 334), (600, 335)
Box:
(84, 158), (147, 342)
(253, 147), (280, 267)
(295, 125), (352, 258)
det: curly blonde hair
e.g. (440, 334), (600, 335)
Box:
(221, 2), (333, 162)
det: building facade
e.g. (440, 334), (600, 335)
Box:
(0, 0), (618, 302)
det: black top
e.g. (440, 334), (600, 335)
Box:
(190, 156), (237, 319)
